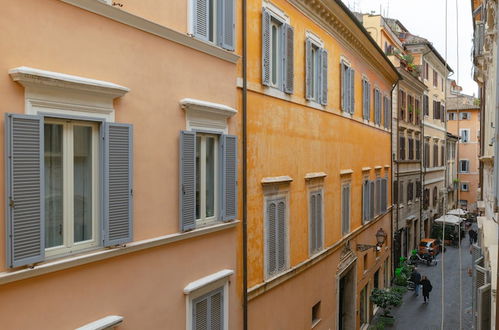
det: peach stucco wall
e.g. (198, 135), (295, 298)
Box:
(0, 0), (241, 328)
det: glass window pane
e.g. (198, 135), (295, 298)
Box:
(271, 24), (278, 85)
(44, 123), (64, 248)
(73, 126), (93, 243)
(196, 136), (201, 220)
(205, 137), (216, 218)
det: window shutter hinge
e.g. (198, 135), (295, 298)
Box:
(130, 189), (133, 196)
(9, 199), (15, 208)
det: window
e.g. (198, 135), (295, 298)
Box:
(407, 182), (413, 203)
(180, 132), (237, 230)
(416, 181), (421, 199)
(312, 301), (321, 327)
(460, 112), (470, 120)
(360, 285), (369, 326)
(399, 90), (406, 121)
(423, 60), (429, 80)
(265, 196), (288, 277)
(423, 188), (430, 210)
(460, 199), (468, 208)
(461, 182), (470, 192)
(441, 145), (445, 167)
(433, 70), (438, 87)
(309, 190), (323, 255)
(399, 181), (404, 204)
(190, 286), (227, 330)
(341, 62), (355, 114)
(364, 254), (368, 270)
(423, 95), (429, 116)
(362, 179), (370, 223)
(424, 141), (430, 168)
(415, 139), (421, 160)
(448, 112), (456, 120)
(381, 178), (388, 213)
(441, 78), (444, 92)
(399, 136), (406, 160)
(191, 0), (235, 51)
(362, 78), (371, 120)
(341, 183), (351, 235)
(440, 104), (445, 123)
(374, 88), (382, 125)
(262, 8), (293, 93)
(432, 187), (438, 207)
(433, 143), (439, 167)
(415, 98), (420, 124)
(375, 178), (381, 215)
(460, 160), (470, 173)
(5, 114), (132, 267)
(44, 119), (100, 257)
(408, 95), (414, 123)
(433, 101), (441, 120)
(383, 95), (391, 129)
(408, 137), (414, 160)
(460, 129), (470, 142)
(393, 180), (398, 204)
(306, 38), (327, 104)
(374, 269), (380, 289)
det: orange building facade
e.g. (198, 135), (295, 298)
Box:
(0, 0), (242, 329)
(239, 1), (398, 329)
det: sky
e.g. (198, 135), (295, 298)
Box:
(342, 0), (477, 96)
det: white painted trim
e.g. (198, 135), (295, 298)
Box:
(9, 66), (129, 97)
(181, 98), (236, 134)
(0, 221), (239, 285)
(180, 98), (237, 118)
(305, 172), (327, 180)
(262, 0), (290, 23)
(362, 167), (372, 172)
(183, 269), (234, 294)
(340, 169), (354, 175)
(422, 120), (447, 132)
(374, 166), (383, 170)
(261, 176), (293, 184)
(423, 177), (445, 185)
(305, 31), (324, 47)
(76, 315), (123, 330)
(59, 0), (239, 64)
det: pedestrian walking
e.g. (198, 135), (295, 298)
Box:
(409, 268), (421, 296)
(468, 229), (476, 245)
(420, 276), (432, 304)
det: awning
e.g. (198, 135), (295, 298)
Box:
(435, 214), (463, 226)
(447, 208), (468, 216)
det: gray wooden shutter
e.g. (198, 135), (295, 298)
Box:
(210, 289), (224, 329)
(179, 131), (196, 232)
(342, 185), (350, 234)
(104, 123), (133, 246)
(316, 191), (322, 250)
(277, 200), (286, 271)
(193, 295), (208, 330)
(477, 283), (491, 330)
(192, 288), (224, 330)
(267, 200), (277, 275)
(309, 192), (316, 254)
(5, 114), (44, 268)
(341, 63), (346, 111)
(222, 134), (237, 221)
(320, 48), (328, 105)
(193, 0), (210, 41)
(362, 180), (369, 223)
(362, 80), (367, 119)
(305, 39), (313, 100)
(381, 178), (387, 212)
(376, 178), (382, 215)
(283, 24), (294, 94)
(218, 0), (235, 51)
(349, 68), (355, 114)
(262, 8), (271, 86)
(369, 180), (375, 220)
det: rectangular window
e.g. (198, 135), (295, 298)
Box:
(270, 20), (282, 88)
(360, 285), (369, 326)
(423, 188), (429, 209)
(433, 101), (441, 120)
(461, 182), (470, 192)
(341, 183), (351, 235)
(375, 178), (381, 215)
(407, 182), (413, 202)
(416, 181), (421, 198)
(460, 129), (470, 142)
(374, 88), (382, 125)
(341, 62), (355, 114)
(408, 137), (414, 160)
(415, 98), (420, 124)
(460, 112), (470, 120)
(312, 301), (321, 327)
(433, 144), (439, 167)
(309, 190), (323, 255)
(306, 38), (327, 104)
(393, 180), (398, 204)
(408, 95), (414, 123)
(195, 133), (219, 224)
(399, 136), (406, 160)
(415, 139), (421, 160)
(45, 119), (100, 256)
(433, 70), (438, 87)
(383, 95), (391, 129)
(399, 181), (404, 204)
(424, 141), (430, 168)
(191, 287), (225, 330)
(460, 160), (470, 173)
(362, 79), (371, 120)
(423, 95), (429, 116)
(192, 0), (235, 51)
(362, 179), (370, 223)
(448, 112), (456, 120)
(441, 145), (445, 167)
(265, 196), (288, 277)
(400, 90), (406, 121)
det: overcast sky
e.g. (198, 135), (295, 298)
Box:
(342, 0), (477, 96)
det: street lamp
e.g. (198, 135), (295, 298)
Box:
(356, 228), (387, 252)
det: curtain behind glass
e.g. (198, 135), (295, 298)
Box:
(73, 126), (92, 242)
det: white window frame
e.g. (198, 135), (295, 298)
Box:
(460, 129), (470, 143)
(44, 119), (101, 258)
(461, 182), (470, 192)
(184, 270), (232, 330)
(447, 112), (456, 121)
(460, 159), (470, 173)
(460, 112), (470, 120)
(195, 132), (220, 226)
(264, 191), (289, 279)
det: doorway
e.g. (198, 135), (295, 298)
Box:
(338, 263), (356, 330)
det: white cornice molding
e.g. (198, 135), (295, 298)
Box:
(183, 269), (234, 294)
(180, 98), (237, 118)
(261, 176), (293, 184)
(76, 316), (124, 330)
(60, 0), (239, 64)
(305, 172), (327, 180)
(9, 66), (129, 98)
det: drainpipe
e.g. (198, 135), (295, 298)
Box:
(494, 14), (499, 214)
(242, 0), (248, 328)
(419, 93), (423, 240)
(392, 79), (399, 274)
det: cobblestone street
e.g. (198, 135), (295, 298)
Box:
(391, 236), (474, 329)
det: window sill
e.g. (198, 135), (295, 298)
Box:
(0, 220), (239, 285)
(76, 315), (123, 330)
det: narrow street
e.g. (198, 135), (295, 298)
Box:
(391, 236), (474, 329)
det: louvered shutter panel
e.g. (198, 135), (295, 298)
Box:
(369, 181), (375, 220)
(367, 83), (371, 120)
(210, 290), (224, 330)
(193, 0), (210, 41)
(320, 48), (328, 105)
(218, 0), (235, 51)
(362, 80), (367, 119)
(341, 63), (346, 111)
(350, 69), (355, 114)
(104, 123), (133, 246)
(382, 178), (387, 212)
(277, 200), (286, 271)
(5, 114), (44, 267)
(266, 200), (277, 275)
(222, 135), (237, 221)
(309, 192), (316, 254)
(362, 180), (368, 223)
(262, 9), (271, 86)
(193, 296), (208, 330)
(179, 131), (196, 232)
(316, 192), (322, 250)
(477, 283), (491, 330)
(305, 39), (313, 100)
(283, 24), (294, 94)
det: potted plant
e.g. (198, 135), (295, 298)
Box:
(370, 288), (403, 325)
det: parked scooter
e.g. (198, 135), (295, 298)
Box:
(407, 251), (437, 266)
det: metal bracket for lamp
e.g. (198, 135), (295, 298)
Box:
(356, 228), (387, 252)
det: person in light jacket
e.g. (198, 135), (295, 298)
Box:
(420, 276), (432, 304)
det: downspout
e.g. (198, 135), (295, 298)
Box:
(494, 17), (499, 213)
(392, 79), (399, 274)
(419, 94), (423, 240)
(242, 0), (248, 328)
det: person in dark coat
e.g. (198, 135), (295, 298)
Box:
(409, 268), (421, 296)
(420, 276), (432, 304)
(468, 229), (476, 245)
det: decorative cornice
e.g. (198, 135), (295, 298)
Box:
(305, 172), (327, 180)
(261, 176), (293, 184)
(9, 66), (129, 98)
(287, 0), (398, 82)
(180, 98), (237, 118)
